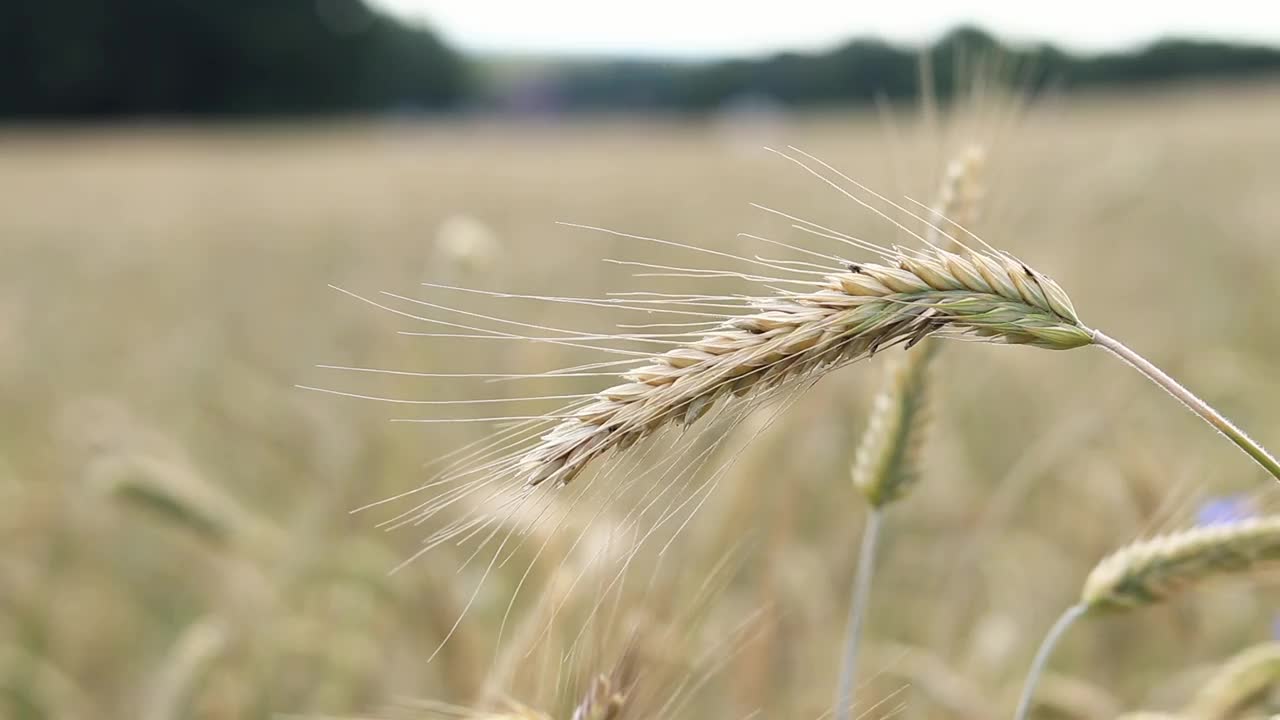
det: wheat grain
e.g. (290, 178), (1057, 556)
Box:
(1082, 516), (1280, 612)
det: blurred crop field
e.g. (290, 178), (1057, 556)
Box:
(4, 82), (1280, 720)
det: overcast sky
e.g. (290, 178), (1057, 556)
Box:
(368, 0), (1280, 57)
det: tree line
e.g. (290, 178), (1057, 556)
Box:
(2, 4), (1279, 119)
(536, 27), (1280, 111)
(0, 0), (465, 117)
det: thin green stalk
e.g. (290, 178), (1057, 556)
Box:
(1091, 330), (1280, 482)
(834, 508), (883, 720)
(1013, 604), (1086, 720)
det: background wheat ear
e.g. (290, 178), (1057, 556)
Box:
(1184, 642), (1280, 720)
(1081, 516), (1280, 612)
(835, 143), (987, 720)
(851, 339), (938, 508)
(142, 615), (230, 720)
(85, 453), (282, 554)
(1018, 517), (1280, 720)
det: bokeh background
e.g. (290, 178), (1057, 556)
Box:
(4, 2), (1280, 719)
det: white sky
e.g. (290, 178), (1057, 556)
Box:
(369, 0), (1280, 57)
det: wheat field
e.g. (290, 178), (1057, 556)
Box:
(3, 82), (1280, 720)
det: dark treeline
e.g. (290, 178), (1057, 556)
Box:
(529, 27), (1280, 111)
(4, 6), (1280, 119)
(0, 0), (465, 117)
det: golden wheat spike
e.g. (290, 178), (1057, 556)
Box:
(522, 243), (1087, 488)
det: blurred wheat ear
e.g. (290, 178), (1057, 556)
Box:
(142, 615), (230, 720)
(1184, 642), (1280, 720)
(86, 452), (282, 554)
(848, 298), (939, 509)
(835, 144), (987, 720)
(1017, 516), (1280, 720)
(1083, 517), (1280, 611)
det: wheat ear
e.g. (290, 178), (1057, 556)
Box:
(850, 340), (939, 508)
(851, 145), (984, 509)
(517, 236), (1280, 492)
(86, 453), (282, 553)
(1185, 642), (1280, 720)
(1082, 516), (1280, 611)
(1017, 517), (1280, 720)
(836, 300), (940, 720)
(834, 146), (987, 720)
(142, 615), (231, 720)
(519, 238), (1090, 489)
(518, 263), (1280, 493)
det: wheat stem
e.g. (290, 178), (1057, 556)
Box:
(834, 508), (884, 720)
(1091, 330), (1280, 482)
(1013, 604), (1086, 720)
